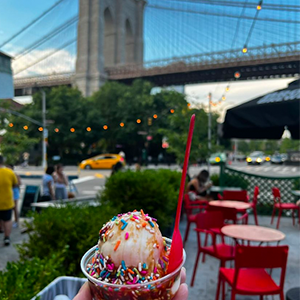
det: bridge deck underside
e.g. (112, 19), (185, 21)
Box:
(14, 56), (300, 95)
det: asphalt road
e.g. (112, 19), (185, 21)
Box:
(16, 162), (299, 203)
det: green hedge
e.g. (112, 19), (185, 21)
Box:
(17, 203), (118, 276)
(212, 173), (249, 190)
(0, 255), (63, 300)
(100, 169), (181, 235)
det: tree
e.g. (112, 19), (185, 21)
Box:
(0, 131), (38, 165)
(280, 138), (300, 153)
(8, 86), (89, 160)
(159, 105), (221, 164)
(0, 101), (38, 164)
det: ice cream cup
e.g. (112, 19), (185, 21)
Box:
(81, 237), (186, 300)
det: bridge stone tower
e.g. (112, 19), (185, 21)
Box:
(75, 0), (145, 97)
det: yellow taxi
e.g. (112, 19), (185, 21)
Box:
(79, 154), (125, 169)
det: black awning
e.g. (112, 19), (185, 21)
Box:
(222, 79), (300, 140)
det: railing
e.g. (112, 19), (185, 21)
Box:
(14, 41), (300, 87)
(220, 165), (300, 215)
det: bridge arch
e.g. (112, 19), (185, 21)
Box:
(103, 7), (116, 67)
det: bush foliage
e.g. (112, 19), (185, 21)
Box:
(100, 169), (181, 235)
(0, 255), (63, 300)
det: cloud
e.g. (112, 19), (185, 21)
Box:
(12, 48), (76, 78)
(185, 78), (296, 122)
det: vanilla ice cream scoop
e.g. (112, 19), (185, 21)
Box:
(87, 210), (170, 285)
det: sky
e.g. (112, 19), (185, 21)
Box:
(1, 0), (299, 119)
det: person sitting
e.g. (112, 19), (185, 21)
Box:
(187, 170), (212, 199)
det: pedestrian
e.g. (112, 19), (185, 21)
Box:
(0, 155), (18, 246)
(41, 166), (56, 201)
(7, 164), (21, 228)
(111, 161), (123, 176)
(53, 164), (68, 200)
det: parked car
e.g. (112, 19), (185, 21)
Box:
(209, 153), (226, 165)
(79, 154), (125, 169)
(246, 151), (265, 165)
(271, 154), (284, 164)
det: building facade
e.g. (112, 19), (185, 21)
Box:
(0, 51), (13, 99)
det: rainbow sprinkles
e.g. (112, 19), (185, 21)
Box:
(87, 210), (170, 285)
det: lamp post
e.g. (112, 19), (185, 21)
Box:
(208, 92), (212, 174)
(42, 90), (48, 170)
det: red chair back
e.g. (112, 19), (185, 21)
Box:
(234, 245), (289, 288)
(253, 186), (259, 206)
(223, 190), (248, 202)
(272, 187), (281, 205)
(207, 205), (238, 223)
(195, 211), (224, 230)
(184, 193), (193, 215)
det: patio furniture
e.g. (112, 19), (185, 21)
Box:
(209, 200), (251, 210)
(191, 211), (235, 287)
(215, 245), (289, 300)
(221, 190), (249, 202)
(271, 187), (300, 229)
(249, 186), (259, 226)
(221, 225), (285, 245)
(209, 186), (242, 200)
(183, 193), (207, 245)
(208, 205), (248, 225)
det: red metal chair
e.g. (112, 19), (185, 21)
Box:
(222, 190), (249, 202)
(271, 187), (300, 229)
(183, 193), (207, 245)
(190, 211), (235, 287)
(249, 186), (259, 226)
(207, 205), (248, 225)
(215, 245), (289, 300)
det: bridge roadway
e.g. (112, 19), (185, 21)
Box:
(14, 42), (300, 95)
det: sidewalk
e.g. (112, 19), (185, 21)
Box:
(1, 215), (299, 299)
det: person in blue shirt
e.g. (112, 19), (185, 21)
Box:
(41, 166), (55, 201)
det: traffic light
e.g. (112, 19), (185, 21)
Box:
(148, 117), (152, 126)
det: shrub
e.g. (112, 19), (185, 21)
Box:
(17, 202), (119, 276)
(0, 255), (63, 300)
(100, 169), (181, 234)
(210, 173), (220, 186)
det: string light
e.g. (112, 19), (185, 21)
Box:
(86, 127), (91, 132)
(9, 123), (14, 127)
(242, 46), (248, 53)
(225, 86), (230, 92)
(38, 127), (43, 132)
(136, 119), (141, 124)
(257, 1), (262, 10)
(153, 114), (158, 119)
(70, 128), (75, 132)
(23, 125), (28, 130)
(222, 96), (226, 101)
(54, 128), (59, 132)
(170, 109), (175, 114)
(187, 103), (191, 108)
(120, 122), (124, 127)
(103, 125), (108, 130)
(234, 71), (241, 79)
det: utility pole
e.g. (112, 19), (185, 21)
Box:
(42, 90), (48, 170)
(208, 92), (212, 175)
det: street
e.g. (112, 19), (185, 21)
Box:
(16, 162), (299, 202)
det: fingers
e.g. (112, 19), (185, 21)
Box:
(173, 283), (189, 300)
(180, 267), (187, 284)
(73, 282), (92, 300)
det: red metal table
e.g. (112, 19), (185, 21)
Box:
(221, 224), (285, 243)
(209, 200), (251, 210)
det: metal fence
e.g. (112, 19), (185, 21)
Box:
(220, 165), (300, 215)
